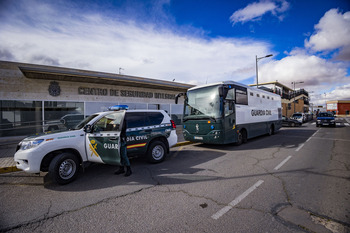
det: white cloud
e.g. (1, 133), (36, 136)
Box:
(305, 9), (350, 61)
(230, 0), (290, 24)
(259, 52), (349, 93)
(311, 84), (350, 106)
(0, 0), (272, 85)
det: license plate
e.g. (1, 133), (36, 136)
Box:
(194, 136), (203, 140)
(323, 123), (329, 125)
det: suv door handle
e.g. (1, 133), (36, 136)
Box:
(109, 137), (118, 141)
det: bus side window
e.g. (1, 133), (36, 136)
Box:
(225, 101), (234, 116)
(226, 89), (235, 101)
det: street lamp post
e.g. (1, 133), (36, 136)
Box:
(256, 54), (273, 88)
(291, 81), (304, 114)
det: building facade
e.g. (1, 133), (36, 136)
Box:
(0, 61), (193, 137)
(326, 100), (350, 115)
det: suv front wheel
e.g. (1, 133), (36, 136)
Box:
(49, 152), (79, 185)
(147, 140), (167, 163)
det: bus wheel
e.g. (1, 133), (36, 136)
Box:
(49, 152), (79, 185)
(147, 140), (167, 163)
(236, 131), (243, 146)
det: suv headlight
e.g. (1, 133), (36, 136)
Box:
(20, 139), (44, 150)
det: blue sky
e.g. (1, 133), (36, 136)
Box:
(0, 0), (349, 105)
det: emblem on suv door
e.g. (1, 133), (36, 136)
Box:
(195, 124), (199, 133)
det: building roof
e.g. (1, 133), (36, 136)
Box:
(9, 61), (194, 92)
(248, 81), (293, 92)
(326, 100), (350, 104)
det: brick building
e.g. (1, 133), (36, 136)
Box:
(326, 100), (350, 116)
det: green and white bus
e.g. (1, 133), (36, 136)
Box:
(175, 81), (282, 145)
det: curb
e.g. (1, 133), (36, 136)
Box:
(0, 166), (21, 174)
(0, 141), (194, 174)
(173, 141), (194, 147)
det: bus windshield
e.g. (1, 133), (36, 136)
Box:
(184, 85), (221, 121)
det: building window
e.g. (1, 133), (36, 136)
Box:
(0, 100), (42, 136)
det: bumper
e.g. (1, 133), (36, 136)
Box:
(317, 120), (336, 126)
(168, 130), (178, 148)
(14, 149), (42, 173)
(183, 130), (224, 144)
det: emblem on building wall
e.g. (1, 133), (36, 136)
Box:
(48, 81), (61, 97)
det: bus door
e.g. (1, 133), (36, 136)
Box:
(224, 99), (236, 142)
(85, 111), (125, 165)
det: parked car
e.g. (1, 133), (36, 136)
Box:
(282, 116), (302, 127)
(60, 114), (85, 129)
(316, 112), (336, 127)
(15, 107), (177, 184)
(290, 112), (305, 123)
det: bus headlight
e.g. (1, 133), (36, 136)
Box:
(20, 139), (44, 150)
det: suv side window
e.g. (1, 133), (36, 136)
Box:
(147, 112), (164, 126)
(126, 112), (147, 128)
(94, 112), (124, 131)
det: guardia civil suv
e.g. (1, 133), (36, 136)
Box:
(14, 106), (177, 184)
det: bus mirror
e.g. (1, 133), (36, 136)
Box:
(220, 86), (230, 99)
(175, 93), (185, 104)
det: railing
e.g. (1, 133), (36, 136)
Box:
(258, 87), (309, 101)
(0, 120), (65, 137)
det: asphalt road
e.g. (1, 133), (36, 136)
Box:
(0, 119), (349, 232)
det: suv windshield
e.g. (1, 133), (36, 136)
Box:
(184, 85), (221, 120)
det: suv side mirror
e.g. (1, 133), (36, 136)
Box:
(84, 124), (93, 133)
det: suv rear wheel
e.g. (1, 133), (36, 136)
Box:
(147, 140), (167, 163)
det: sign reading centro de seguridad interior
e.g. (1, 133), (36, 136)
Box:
(78, 87), (175, 99)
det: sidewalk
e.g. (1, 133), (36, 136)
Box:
(0, 127), (187, 174)
(0, 142), (21, 174)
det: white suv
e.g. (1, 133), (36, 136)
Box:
(14, 108), (177, 185)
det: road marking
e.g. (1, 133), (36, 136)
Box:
(172, 146), (184, 159)
(274, 156), (292, 170)
(211, 180), (264, 220)
(295, 143), (304, 152)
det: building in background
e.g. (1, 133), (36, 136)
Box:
(326, 100), (350, 116)
(0, 61), (193, 138)
(249, 81), (310, 118)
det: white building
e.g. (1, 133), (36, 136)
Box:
(0, 61), (192, 137)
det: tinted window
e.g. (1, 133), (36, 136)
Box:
(236, 88), (248, 105)
(126, 112), (146, 128)
(147, 112), (164, 125)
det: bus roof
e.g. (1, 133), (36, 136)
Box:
(188, 81), (281, 98)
